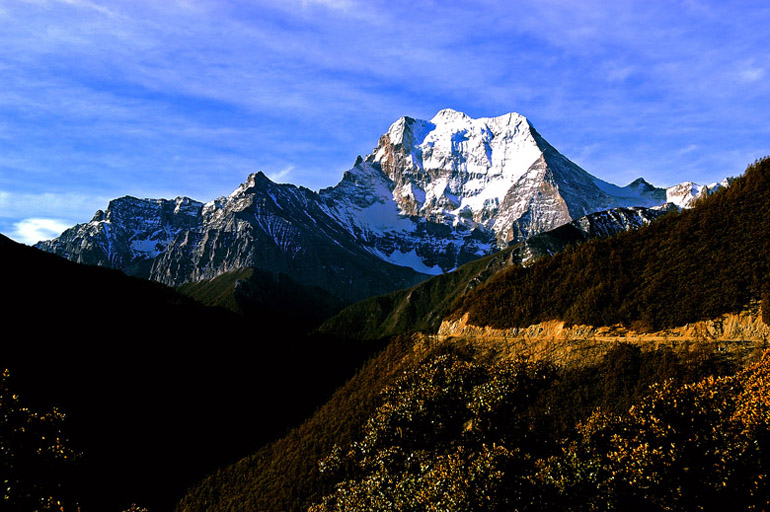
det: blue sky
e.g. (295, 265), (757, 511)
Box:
(1, 0), (768, 244)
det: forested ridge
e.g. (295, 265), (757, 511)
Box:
(453, 157), (770, 331)
(318, 206), (663, 342)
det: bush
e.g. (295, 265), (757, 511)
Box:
(0, 370), (79, 512)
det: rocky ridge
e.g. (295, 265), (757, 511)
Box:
(37, 195), (203, 278)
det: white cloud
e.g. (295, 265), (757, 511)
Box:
(57, 0), (116, 16)
(10, 218), (72, 245)
(266, 165), (294, 183)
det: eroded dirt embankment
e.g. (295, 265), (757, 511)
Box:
(434, 304), (770, 368)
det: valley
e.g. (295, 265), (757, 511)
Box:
(2, 113), (767, 512)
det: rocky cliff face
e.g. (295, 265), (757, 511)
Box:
(36, 175), (429, 303)
(148, 172), (427, 302)
(36, 109), (724, 299)
(36, 196), (203, 278)
(512, 205), (666, 265)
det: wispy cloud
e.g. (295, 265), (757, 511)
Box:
(56, 0), (117, 17)
(267, 165), (295, 184)
(739, 60), (765, 83)
(300, 0), (356, 10)
(9, 218), (72, 245)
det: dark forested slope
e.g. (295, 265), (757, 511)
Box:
(177, 158), (770, 512)
(0, 237), (376, 512)
(177, 267), (346, 335)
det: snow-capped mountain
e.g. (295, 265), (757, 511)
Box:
(319, 109), (675, 272)
(36, 109), (727, 300)
(149, 172), (427, 301)
(37, 196), (203, 277)
(37, 173), (428, 303)
(665, 178), (733, 209)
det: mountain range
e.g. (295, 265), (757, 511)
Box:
(3, 108), (766, 512)
(35, 109), (729, 303)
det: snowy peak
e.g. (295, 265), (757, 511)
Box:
(384, 116), (435, 149)
(428, 108), (529, 131)
(368, 109), (546, 223)
(628, 177), (656, 190)
(665, 178), (732, 208)
(353, 110), (627, 242)
(100, 195), (201, 228)
(430, 107), (472, 122)
(591, 176), (666, 207)
(321, 109), (734, 274)
(227, 171), (275, 199)
(35, 195), (204, 275)
(376, 109), (537, 176)
(317, 108), (687, 274)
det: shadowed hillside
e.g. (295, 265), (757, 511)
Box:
(0, 237), (380, 511)
(177, 267), (346, 335)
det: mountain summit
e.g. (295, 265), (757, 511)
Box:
(36, 109), (724, 299)
(319, 110), (671, 272)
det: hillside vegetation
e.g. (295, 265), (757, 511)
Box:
(317, 249), (515, 340)
(454, 157), (770, 331)
(177, 328), (759, 512)
(307, 347), (769, 512)
(177, 158), (770, 512)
